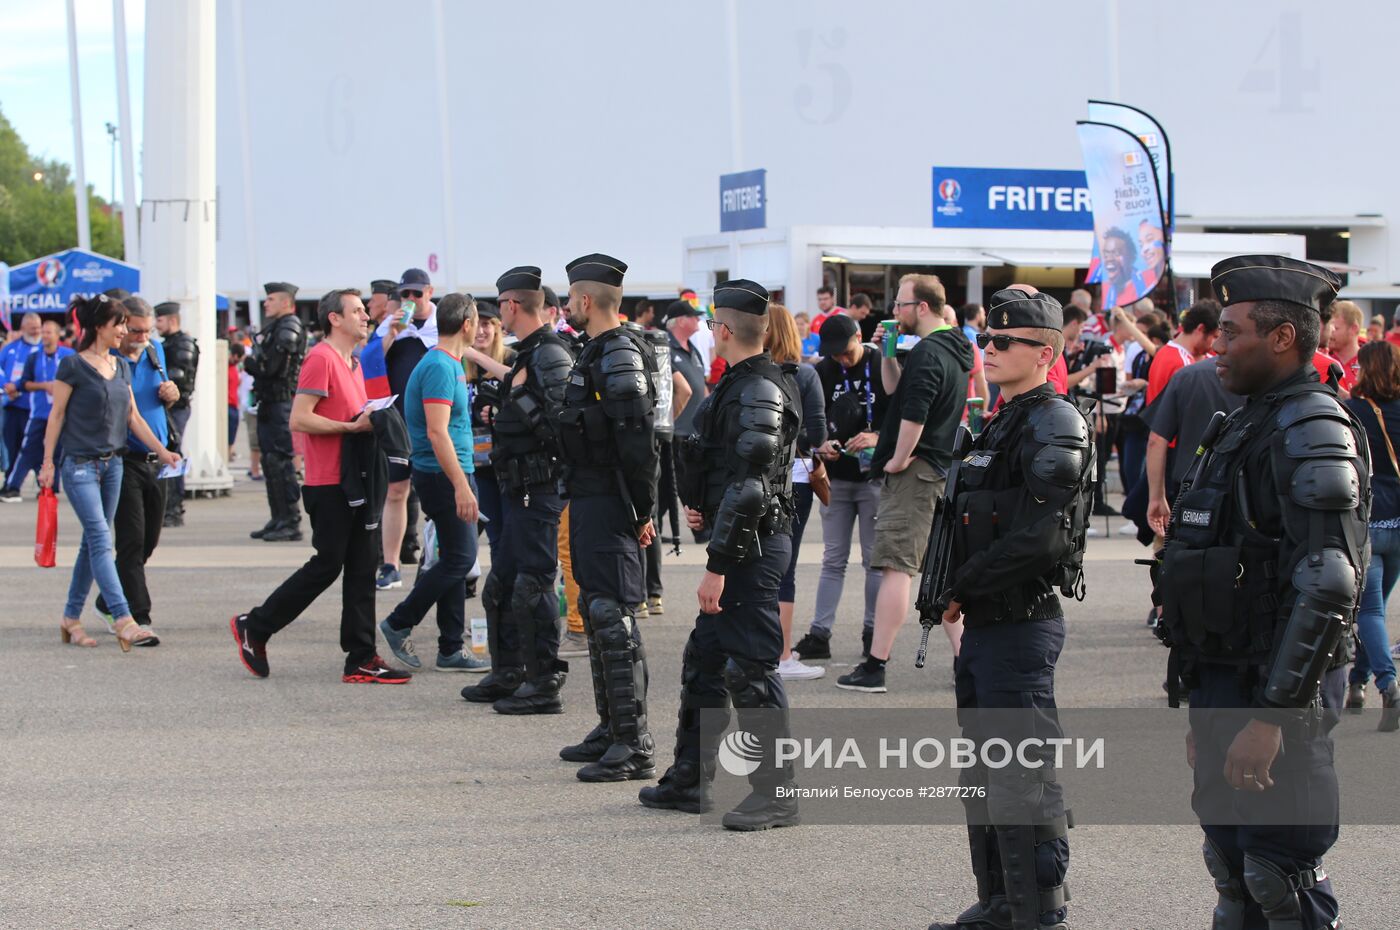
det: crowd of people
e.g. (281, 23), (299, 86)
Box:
(14, 251), (1398, 928)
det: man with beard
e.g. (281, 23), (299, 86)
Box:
(554, 253), (660, 782)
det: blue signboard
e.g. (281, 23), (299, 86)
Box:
(931, 166), (1093, 231)
(720, 168), (767, 232)
(3, 248), (140, 327)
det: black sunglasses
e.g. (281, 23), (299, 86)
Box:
(401, 290), (423, 299)
(976, 332), (1047, 351)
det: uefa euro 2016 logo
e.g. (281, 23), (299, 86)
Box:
(36, 258), (65, 288)
(937, 178), (961, 204)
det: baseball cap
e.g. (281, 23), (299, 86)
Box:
(663, 299), (704, 323)
(398, 268), (431, 293)
(818, 313), (861, 356)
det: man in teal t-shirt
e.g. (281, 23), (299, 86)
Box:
(380, 294), (486, 672)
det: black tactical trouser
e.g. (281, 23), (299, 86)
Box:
(1190, 664), (1341, 930)
(256, 399), (300, 526)
(490, 486), (564, 678)
(669, 533), (793, 793)
(163, 405), (190, 521)
(954, 616), (1071, 930)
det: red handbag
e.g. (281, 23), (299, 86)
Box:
(35, 487), (57, 568)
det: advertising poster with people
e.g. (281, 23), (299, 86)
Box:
(1076, 121), (1168, 309)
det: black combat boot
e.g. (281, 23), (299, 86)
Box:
(560, 637), (610, 762)
(460, 666), (523, 703)
(492, 666), (566, 715)
(720, 788), (800, 832)
(638, 761), (713, 814)
(1380, 682), (1400, 732)
(927, 898), (1012, 930)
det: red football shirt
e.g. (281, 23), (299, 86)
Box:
(295, 341), (368, 487)
(1312, 349), (1343, 388)
(1146, 341), (1194, 405)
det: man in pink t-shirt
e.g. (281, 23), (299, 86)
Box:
(232, 289), (410, 684)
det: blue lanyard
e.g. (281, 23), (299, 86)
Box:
(842, 354), (874, 431)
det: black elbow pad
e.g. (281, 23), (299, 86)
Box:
(1264, 548), (1357, 707)
(709, 477), (767, 561)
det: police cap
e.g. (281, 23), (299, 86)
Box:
(264, 281), (298, 298)
(496, 265), (543, 294)
(1210, 255), (1340, 314)
(565, 253), (627, 287)
(154, 301), (180, 318)
(987, 288), (1063, 330)
(713, 278), (770, 316)
(370, 279), (398, 296)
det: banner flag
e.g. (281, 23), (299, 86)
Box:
(1076, 121), (1168, 309)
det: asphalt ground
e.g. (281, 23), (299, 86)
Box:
(2, 457), (1397, 929)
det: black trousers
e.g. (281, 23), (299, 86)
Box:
(256, 399), (299, 516)
(96, 454), (165, 625)
(1190, 663), (1340, 929)
(493, 484), (564, 672)
(569, 494), (646, 607)
(247, 484), (377, 667)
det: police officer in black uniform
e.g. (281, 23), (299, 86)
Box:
(554, 253), (660, 782)
(244, 281), (308, 542)
(1155, 256), (1367, 930)
(460, 266), (577, 714)
(929, 287), (1093, 930)
(154, 301), (199, 527)
(639, 279), (804, 831)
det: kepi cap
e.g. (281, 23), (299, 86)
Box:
(154, 301), (180, 318)
(713, 278), (770, 316)
(566, 253), (627, 288)
(370, 279), (398, 296)
(987, 288), (1064, 330)
(818, 312), (861, 356)
(264, 281), (298, 298)
(1210, 255), (1340, 314)
(496, 265), (543, 294)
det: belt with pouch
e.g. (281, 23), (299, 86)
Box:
(124, 449), (161, 465)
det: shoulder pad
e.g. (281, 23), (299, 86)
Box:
(735, 380), (786, 465)
(1277, 390), (1346, 429)
(598, 338), (649, 400)
(1028, 397), (1090, 447)
(532, 340), (575, 397)
(1282, 411), (1358, 460)
(1029, 443), (1086, 489)
(1290, 458), (1360, 510)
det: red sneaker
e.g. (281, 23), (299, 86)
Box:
(343, 656), (412, 684)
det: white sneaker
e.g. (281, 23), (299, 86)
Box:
(1086, 525), (1102, 538)
(1118, 522), (1139, 536)
(779, 657), (826, 681)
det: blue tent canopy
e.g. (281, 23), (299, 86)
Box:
(2, 248), (141, 328)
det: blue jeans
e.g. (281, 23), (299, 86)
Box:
(62, 455), (130, 620)
(385, 469), (479, 656)
(1352, 524), (1400, 692)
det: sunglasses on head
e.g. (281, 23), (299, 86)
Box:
(401, 290), (423, 299)
(976, 332), (1047, 351)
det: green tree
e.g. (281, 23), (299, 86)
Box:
(0, 104), (124, 266)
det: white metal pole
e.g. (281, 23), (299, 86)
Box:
(141, 0), (229, 493)
(112, 0), (141, 264)
(725, 0), (743, 172)
(65, 0), (92, 251)
(230, 0), (260, 328)
(430, 0), (456, 290)
(1106, 0), (1121, 98)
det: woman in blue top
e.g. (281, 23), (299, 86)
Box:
(1343, 340), (1400, 731)
(40, 295), (180, 651)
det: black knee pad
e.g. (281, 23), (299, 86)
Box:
(1242, 853), (1312, 924)
(510, 572), (554, 618)
(588, 598), (632, 652)
(1202, 838), (1246, 930)
(722, 656), (776, 709)
(482, 571), (506, 615)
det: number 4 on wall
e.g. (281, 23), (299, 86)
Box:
(1238, 9), (1320, 113)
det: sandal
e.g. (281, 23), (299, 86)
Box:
(113, 618), (158, 652)
(60, 618), (97, 648)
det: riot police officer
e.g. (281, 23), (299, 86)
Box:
(554, 253), (660, 782)
(244, 281), (308, 542)
(639, 279), (803, 831)
(929, 287), (1093, 930)
(1156, 256), (1367, 930)
(460, 266), (576, 714)
(154, 301), (199, 527)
